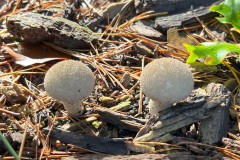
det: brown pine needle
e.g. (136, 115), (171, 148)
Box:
(18, 119), (28, 158)
(39, 116), (56, 159)
(0, 108), (20, 116)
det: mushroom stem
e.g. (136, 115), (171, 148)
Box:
(147, 99), (171, 115)
(62, 101), (84, 114)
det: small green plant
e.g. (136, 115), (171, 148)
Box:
(210, 0), (240, 33)
(184, 42), (240, 65)
(184, 0), (240, 65)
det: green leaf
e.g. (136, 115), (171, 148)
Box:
(184, 42), (240, 65)
(210, 0), (240, 32)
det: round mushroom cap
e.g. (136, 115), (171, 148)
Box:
(44, 60), (95, 101)
(140, 58), (194, 104)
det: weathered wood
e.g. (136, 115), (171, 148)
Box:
(152, 0), (222, 30)
(61, 153), (214, 160)
(199, 83), (231, 144)
(6, 12), (98, 49)
(135, 116), (158, 138)
(135, 83), (231, 142)
(155, 6), (217, 31)
(135, 0), (220, 14)
(44, 128), (128, 155)
(95, 107), (146, 132)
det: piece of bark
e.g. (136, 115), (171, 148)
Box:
(199, 83), (231, 144)
(135, 116), (158, 138)
(95, 107), (146, 132)
(135, 0), (220, 14)
(61, 153), (212, 160)
(128, 24), (163, 40)
(134, 83), (231, 142)
(155, 7), (217, 31)
(44, 128), (128, 155)
(153, 0), (222, 31)
(6, 12), (97, 49)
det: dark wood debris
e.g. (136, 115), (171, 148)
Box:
(199, 83), (231, 145)
(95, 107), (145, 132)
(43, 128), (129, 155)
(135, 83), (231, 143)
(155, 0), (221, 31)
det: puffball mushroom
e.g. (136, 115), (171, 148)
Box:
(140, 58), (194, 115)
(44, 60), (95, 114)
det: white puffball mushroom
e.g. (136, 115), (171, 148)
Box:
(44, 60), (95, 114)
(140, 58), (194, 115)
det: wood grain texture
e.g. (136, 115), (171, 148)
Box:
(6, 12), (97, 49)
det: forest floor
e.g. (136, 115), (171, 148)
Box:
(0, 0), (239, 159)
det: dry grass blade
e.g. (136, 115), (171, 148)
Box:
(18, 119), (28, 158)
